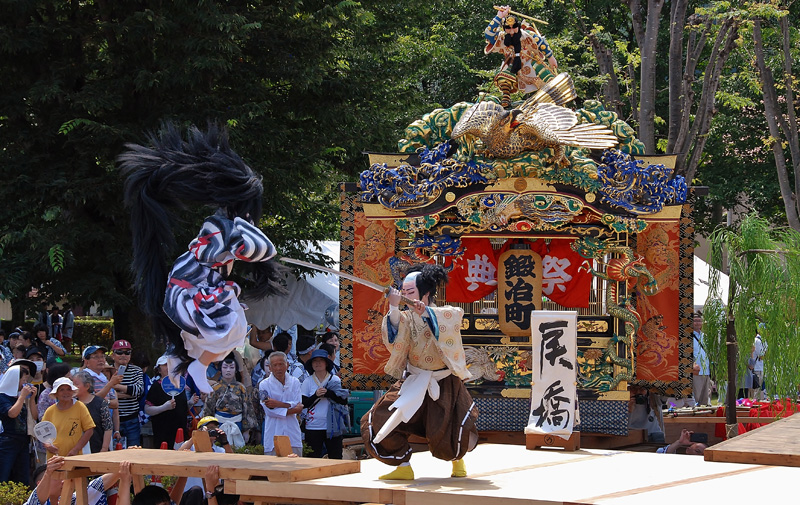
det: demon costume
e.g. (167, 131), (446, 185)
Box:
(361, 264), (479, 480)
(121, 124), (286, 393)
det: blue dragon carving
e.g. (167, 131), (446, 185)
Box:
(359, 141), (488, 209)
(597, 150), (687, 214)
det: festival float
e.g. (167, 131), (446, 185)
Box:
(338, 6), (695, 445)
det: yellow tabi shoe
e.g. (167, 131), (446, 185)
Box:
(379, 465), (415, 480)
(451, 459), (467, 477)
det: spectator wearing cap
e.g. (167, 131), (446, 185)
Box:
(289, 330), (316, 384)
(81, 345), (121, 405)
(0, 360), (38, 484)
(180, 417), (232, 493)
(146, 354), (198, 449)
(37, 363), (72, 422)
(109, 340), (145, 447)
(42, 377), (95, 458)
(82, 345), (121, 444)
(300, 349), (349, 459)
(31, 324), (66, 364)
(24, 347), (48, 399)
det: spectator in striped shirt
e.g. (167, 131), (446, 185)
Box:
(109, 340), (145, 447)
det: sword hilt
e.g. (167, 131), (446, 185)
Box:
(383, 286), (426, 310)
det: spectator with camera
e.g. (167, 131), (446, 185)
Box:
(657, 428), (708, 455)
(109, 340), (145, 447)
(30, 324), (66, 363)
(0, 360), (38, 484)
(628, 385), (665, 443)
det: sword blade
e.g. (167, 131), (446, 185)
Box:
(279, 257), (418, 307)
(279, 257), (388, 293)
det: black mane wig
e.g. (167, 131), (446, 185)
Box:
(120, 122), (286, 364)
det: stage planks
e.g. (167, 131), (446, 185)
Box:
(704, 412), (800, 466)
(59, 448), (359, 483)
(227, 443), (800, 505)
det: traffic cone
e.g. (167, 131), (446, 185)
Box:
(173, 428), (184, 450)
(160, 441), (168, 450)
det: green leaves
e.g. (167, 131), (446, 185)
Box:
(48, 244), (65, 272)
(707, 214), (800, 399)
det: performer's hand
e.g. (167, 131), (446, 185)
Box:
(316, 387), (326, 397)
(498, 5), (510, 18)
(412, 299), (427, 316)
(387, 287), (401, 308)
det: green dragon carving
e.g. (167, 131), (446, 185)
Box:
(572, 237), (658, 391)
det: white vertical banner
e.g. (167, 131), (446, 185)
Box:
(525, 310), (578, 439)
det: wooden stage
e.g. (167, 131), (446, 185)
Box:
(705, 410), (800, 466)
(227, 443), (800, 504)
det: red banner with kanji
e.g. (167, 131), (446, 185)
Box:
(447, 238), (499, 302)
(448, 238), (591, 307)
(529, 239), (592, 309)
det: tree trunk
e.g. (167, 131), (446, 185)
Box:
(753, 19), (800, 231)
(627, 0), (665, 153)
(10, 296), (28, 328)
(570, 0), (623, 117)
(724, 273), (738, 438)
(779, 16), (800, 223)
(680, 17), (739, 181)
(666, 0), (688, 152)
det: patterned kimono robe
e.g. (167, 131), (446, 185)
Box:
(361, 306), (479, 465)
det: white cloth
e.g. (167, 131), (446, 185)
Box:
(181, 295), (249, 360)
(692, 331), (710, 376)
(373, 364), (451, 444)
(215, 412), (245, 449)
(259, 373), (302, 452)
(753, 335), (765, 372)
(0, 365), (22, 397)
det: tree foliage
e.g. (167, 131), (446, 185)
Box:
(704, 214), (800, 400)
(1, 0), (798, 345)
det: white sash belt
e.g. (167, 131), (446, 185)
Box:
(374, 364), (451, 444)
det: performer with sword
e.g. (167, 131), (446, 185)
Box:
(280, 258), (480, 479)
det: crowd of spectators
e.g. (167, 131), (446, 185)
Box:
(0, 321), (349, 494)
